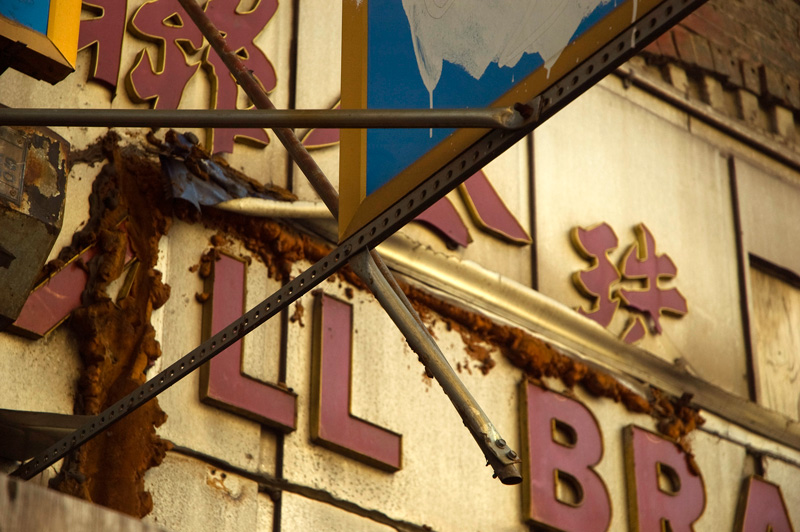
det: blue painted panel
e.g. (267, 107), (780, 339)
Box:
(0, 0), (51, 35)
(364, 0), (617, 195)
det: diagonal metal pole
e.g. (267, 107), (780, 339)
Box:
(177, 0), (521, 483)
(350, 251), (522, 483)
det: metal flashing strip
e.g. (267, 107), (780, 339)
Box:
(376, 234), (800, 451)
(12, 0), (709, 479)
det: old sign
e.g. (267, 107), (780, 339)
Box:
(338, 0), (704, 241)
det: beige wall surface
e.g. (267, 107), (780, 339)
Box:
(535, 77), (748, 397)
(0, 1), (799, 531)
(736, 158), (800, 277)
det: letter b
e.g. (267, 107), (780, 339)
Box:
(520, 382), (611, 531)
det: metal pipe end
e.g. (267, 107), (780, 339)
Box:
(498, 106), (525, 130)
(485, 435), (523, 485)
(495, 463), (523, 485)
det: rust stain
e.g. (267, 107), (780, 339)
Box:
(290, 300), (305, 327)
(421, 370), (433, 388)
(24, 148), (48, 189)
(651, 387), (705, 472)
(401, 283), (704, 457)
(456, 328), (495, 375)
(47, 132), (172, 518)
(197, 247), (220, 280)
(210, 232), (227, 247)
(69, 133), (116, 168)
(205, 468), (243, 501)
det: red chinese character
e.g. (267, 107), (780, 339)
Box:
(618, 223), (688, 334)
(459, 169), (531, 244)
(571, 223), (621, 329)
(79, 0), (128, 89)
(127, 0), (278, 153)
(127, 1), (204, 109)
(203, 0), (277, 153)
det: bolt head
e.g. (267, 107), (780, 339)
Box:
(183, 131), (200, 145)
(496, 439), (506, 448)
(506, 450), (518, 460)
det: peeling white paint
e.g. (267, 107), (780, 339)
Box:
(402, 0), (611, 100)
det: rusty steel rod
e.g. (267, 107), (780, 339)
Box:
(0, 107), (524, 130)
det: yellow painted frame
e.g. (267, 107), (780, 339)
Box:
(47, 0), (81, 66)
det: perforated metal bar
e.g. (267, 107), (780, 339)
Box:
(12, 0), (705, 480)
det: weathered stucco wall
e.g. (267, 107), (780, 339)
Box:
(0, 1), (799, 531)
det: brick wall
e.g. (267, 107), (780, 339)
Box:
(639, 0), (800, 144)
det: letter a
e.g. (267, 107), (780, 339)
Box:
(735, 476), (795, 532)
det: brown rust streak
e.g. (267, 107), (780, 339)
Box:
(48, 133), (172, 518)
(401, 284), (705, 465)
(403, 285), (649, 411)
(178, 206), (343, 285)
(290, 300), (305, 327)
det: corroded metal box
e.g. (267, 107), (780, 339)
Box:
(0, 126), (67, 330)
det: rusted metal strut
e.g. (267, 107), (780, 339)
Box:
(350, 251), (522, 483)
